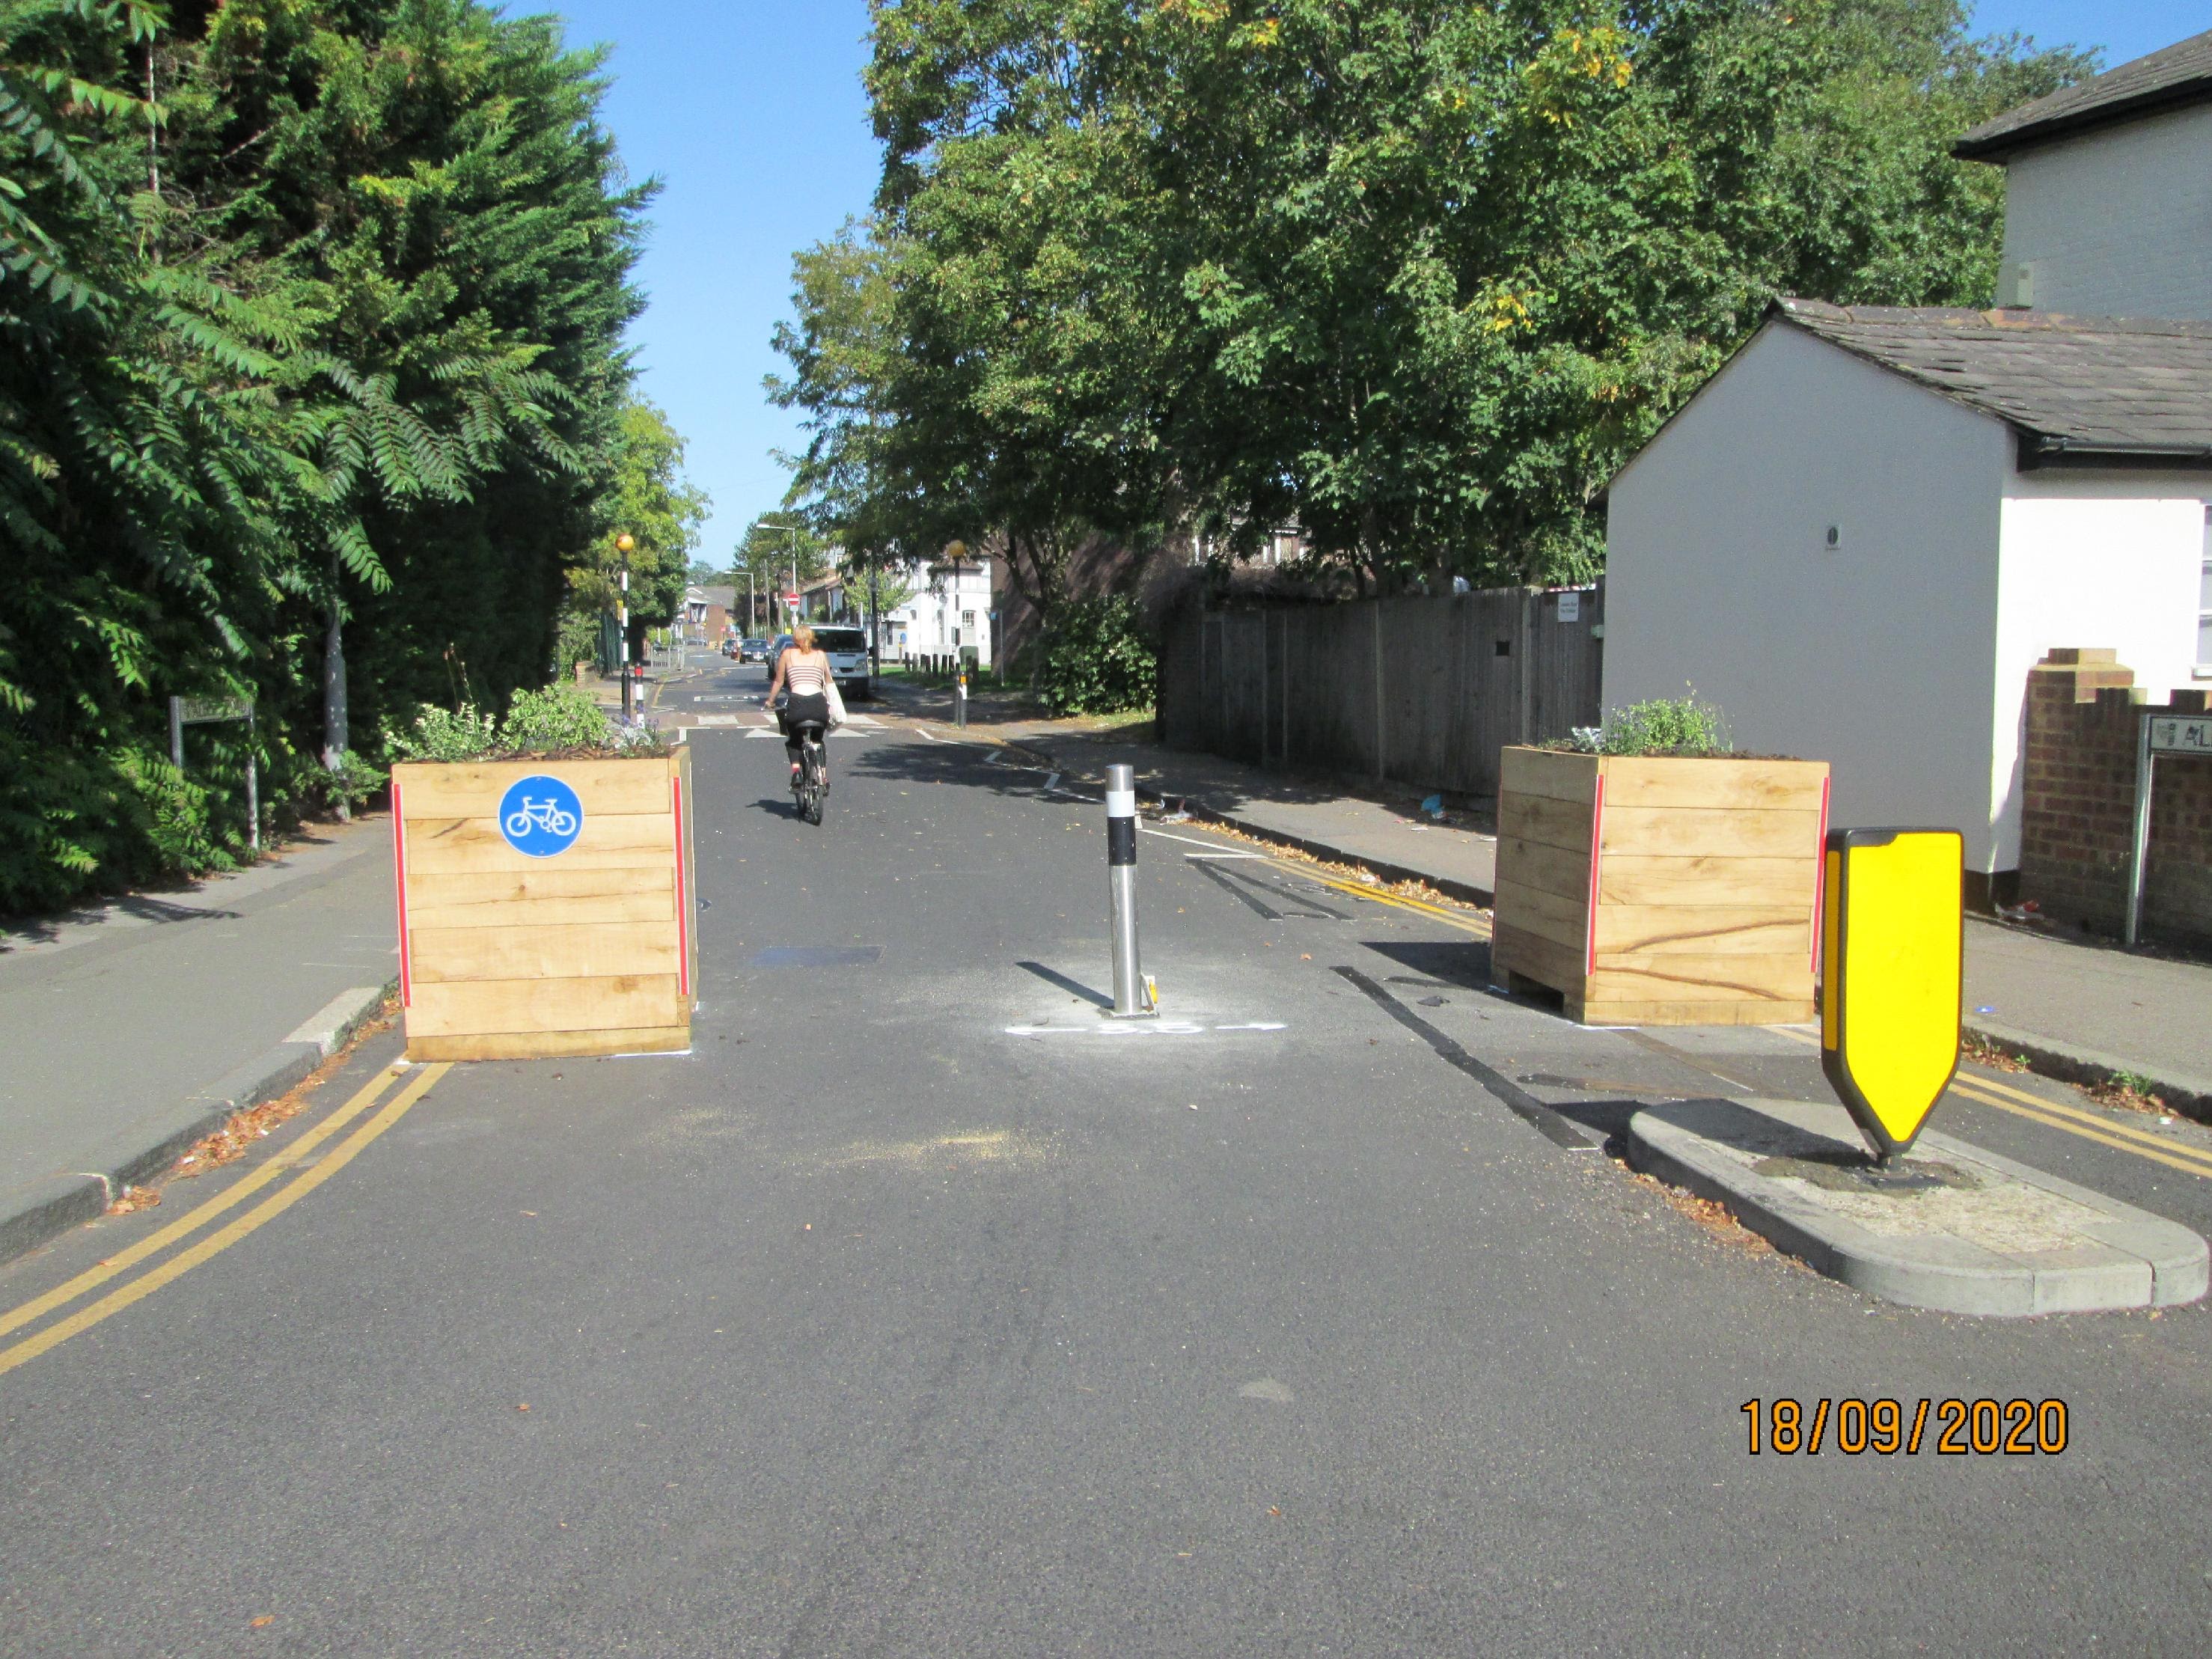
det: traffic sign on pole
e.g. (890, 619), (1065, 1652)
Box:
(1820, 828), (1963, 1161)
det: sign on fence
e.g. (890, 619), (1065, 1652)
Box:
(2149, 715), (2212, 756)
(168, 694), (260, 853)
(2128, 710), (2212, 943)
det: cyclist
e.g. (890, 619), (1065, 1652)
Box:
(763, 623), (834, 787)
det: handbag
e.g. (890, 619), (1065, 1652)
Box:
(823, 676), (849, 728)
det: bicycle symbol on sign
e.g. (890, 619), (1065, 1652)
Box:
(497, 774), (585, 858)
(505, 797), (578, 839)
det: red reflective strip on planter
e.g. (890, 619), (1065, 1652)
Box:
(672, 775), (690, 1000)
(1810, 774), (1832, 976)
(392, 779), (412, 1007)
(1585, 774), (1606, 978)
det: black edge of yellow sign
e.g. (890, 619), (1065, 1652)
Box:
(1820, 827), (1964, 1161)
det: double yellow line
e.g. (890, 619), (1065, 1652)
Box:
(0, 1061), (448, 1378)
(1773, 1027), (2212, 1180)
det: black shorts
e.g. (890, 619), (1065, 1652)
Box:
(780, 694), (830, 748)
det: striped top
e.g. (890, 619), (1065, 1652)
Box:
(783, 652), (831, 695)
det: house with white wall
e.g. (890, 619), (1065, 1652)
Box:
(1601, 30), (2212, 903)
(822, 549), (995, 668)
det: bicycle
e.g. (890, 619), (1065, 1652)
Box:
(790, 718), (828, 825)
(504, 798), (578, 839)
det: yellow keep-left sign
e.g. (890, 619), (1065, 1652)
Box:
(1821, 828), (1964, 1160)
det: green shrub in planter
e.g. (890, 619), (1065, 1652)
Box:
(500, 684), (614, 753)
(1569, 694), (1730, 757)
(384, 703), (499, 763)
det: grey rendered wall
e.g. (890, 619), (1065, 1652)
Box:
(1603, 323), (2008, 870)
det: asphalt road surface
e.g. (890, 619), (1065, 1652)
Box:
(4, 688), (2210, 1656)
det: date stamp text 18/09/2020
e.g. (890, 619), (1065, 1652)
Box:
(1741, 1399), (2068, 1456)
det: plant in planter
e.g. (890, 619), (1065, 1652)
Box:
(388, 686), (696, 1062)
(1492, 697), (1828, 1027)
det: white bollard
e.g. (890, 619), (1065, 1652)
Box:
(1106, 764), (1153, 1017)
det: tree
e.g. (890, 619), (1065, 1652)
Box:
(840, 0), (2093, 591)
(0, 0), (654, 906)
(566, 399), (711, 661)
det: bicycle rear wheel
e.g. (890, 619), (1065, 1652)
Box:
(801, 743), (826, 825)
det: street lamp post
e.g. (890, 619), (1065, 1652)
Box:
(616, 531), (635, 725)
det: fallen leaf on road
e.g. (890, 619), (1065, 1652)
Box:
(517, 1403), (531, 1412)
(106, 1185), (161, 1215)
(251, 1616), (275, 1628)
(1267, 1507), (1281, 1517)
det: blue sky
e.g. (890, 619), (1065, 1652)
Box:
(544, 1), (2205, 563)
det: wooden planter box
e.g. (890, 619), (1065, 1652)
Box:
(1491, 747), (1829, 1027)
(391, 750), (697, 1061)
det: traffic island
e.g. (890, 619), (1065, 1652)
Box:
(1627, 1095), (2208, 1316)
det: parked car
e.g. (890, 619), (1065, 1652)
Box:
(763, 634), (795, 676)
(739, 636), (769, 663)
(720, 638), (738, 658)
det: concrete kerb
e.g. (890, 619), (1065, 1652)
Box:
(0, 981), (393, 1270)
(1966, 1017), (2212, 1128)
(1628, 1095), (2210, 1316)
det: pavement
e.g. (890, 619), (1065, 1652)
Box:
(0, 818), (397, 1263)
(5, 658), (2212, 1651)
(979, 711), (2212, 1116)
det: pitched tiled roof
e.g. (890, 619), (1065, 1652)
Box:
(1773, 301), (2212, 464)
(1954, 30), (2212, 159)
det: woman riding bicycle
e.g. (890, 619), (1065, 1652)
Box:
(764, 623), (834, 786)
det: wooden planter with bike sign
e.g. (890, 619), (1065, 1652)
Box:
(391, 748), (697, 1061)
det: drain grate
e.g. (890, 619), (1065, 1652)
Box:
(748, 945), (883, 968)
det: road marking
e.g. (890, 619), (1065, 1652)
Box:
(1140, 825), (1245, 852)
(0, 1063), (405, 1342)
(1133, 821), (1491, 937)
(1003, 1021), (1283, 1038)
(0, 1065), (450, 1378)
(1770, 1026), (2212, 1179)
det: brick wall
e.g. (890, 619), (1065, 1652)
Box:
(2020, 649), (2212, 950)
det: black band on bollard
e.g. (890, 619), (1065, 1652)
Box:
(1107, 817), (1136, 866)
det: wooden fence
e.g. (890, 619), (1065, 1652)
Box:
(1157, 586), (1604, 800)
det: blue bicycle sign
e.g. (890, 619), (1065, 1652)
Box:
(498, 774), (584, 858)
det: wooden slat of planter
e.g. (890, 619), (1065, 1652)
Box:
(1594, 905), (1810, 956)
(406, 866), (673, 931)
(1598, 758), (1828, 811)
(1491, 921), (1586, 992)
(1496, 837), (1591, 902)
(407, 1024), (691, 1063)
(1494, 882), (1589, 953)
(1579, 997), (1815, 1027)
(1596, 855), (1818, 908)
(1498, 747), (1598, 805)
(1600, 806), (1823, 860)
(409, 923), (679, 984)
(402, 812), (676, 874)
(1589, 952), (1809, 1002)
(1497, 791), (1595, 855)
(395, 759), (675, 819)
(407, 973), (685, 1037)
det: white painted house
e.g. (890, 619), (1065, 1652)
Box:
(837, 551), (995, 668)
(1602, 31), (2212, 896)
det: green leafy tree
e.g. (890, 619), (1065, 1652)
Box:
(0, 0), (654, 908)
(566, 398), (712, 662)
(836, 0), (2093, 595)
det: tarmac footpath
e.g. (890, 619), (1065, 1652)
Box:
(0, 816), (397, 1265)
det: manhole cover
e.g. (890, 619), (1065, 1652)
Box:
(748, 946), (883, 968)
